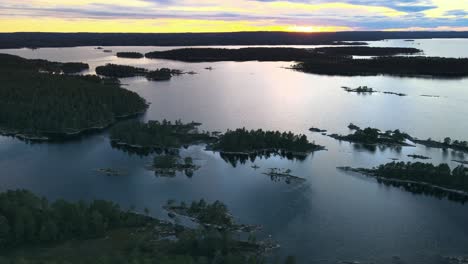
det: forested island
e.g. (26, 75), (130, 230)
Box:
(313, 47), (422, 56)
(413, 137), (468, 153)
(293, 56), (468, 77)
(144, 47), (423, 62)
(110, 120), (216, 152)
(0, 54), (148, 140)
(96, 63), (181, 81)
(340, 162), (468, 201)
(116, 52), (144, 58)
(209, 128), (325, 156)
(0, 189), (281, 263)
(329, 127), (413, 147)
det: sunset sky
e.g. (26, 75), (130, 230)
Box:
(1, 0), (467, 33)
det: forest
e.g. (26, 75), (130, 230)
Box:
(110, 120), (215, 151)
(210, 128), (325, 154)
(293, 56), (468, 77)
(0, 54), (148, 139)
(0, 190), (292, 264)
(367, 162), (468, 192)
(116, 52), (144, 58)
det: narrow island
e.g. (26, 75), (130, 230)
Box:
(329, 126), (414, 147)
(293, 56), (468, 78)
(309, 127), (327, 133)
(149, 154), (199, 178)
(341, 86), (406, 96)
(116, 52), (144, 59)
(408, 154), (431, 160)
(0, 189), (277, 263)
(339, 162), (468, 202)
(96, 63), (182, 81)
(0, 54), (148, 140)
(313, 47), (421, 56)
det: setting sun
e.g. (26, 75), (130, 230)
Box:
(287, 25), (353, 32)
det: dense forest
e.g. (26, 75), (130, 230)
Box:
(0, 190), (290, 264)
(329, 127), (412, 146)
(210, 128), (325, 154)
(2, 32), (468, 49)
(366, 162), (468, 192)
(413, 137), (468, 153)
(116, 52), (144, 58)
(110, 120), (215, 151)
(96, 64), (178, 81)
(0, 54), (148, 139)
(293, 56), (468, 77)
(313, 47), (422, 56)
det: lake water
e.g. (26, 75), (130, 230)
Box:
(1, 39), (468, 264)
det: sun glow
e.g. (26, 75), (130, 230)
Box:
(286, 25), (352, 32)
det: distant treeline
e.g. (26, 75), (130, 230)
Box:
(145, 48), (327, 62)
(2, 31), (468, 48)
(293, 56), (468, 77)
(313, 47), (422, 56)
(0, 54), (148, 138)
(144, 47), (423, 62)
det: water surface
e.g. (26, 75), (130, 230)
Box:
(1, 39), (468, 264)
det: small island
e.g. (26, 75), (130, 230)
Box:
(0, 54), (148, 140)
(263, 168), (306, 184)
(339, 162), (468, 200)
(116, 52), (144, 59)
(341, 86), (406, 96)
(329, 126), (413, 147)
(149, 154), (199, 177)
(96, 63), (182, 81)
(293, 56), (468, 78)
(309, 127), (327, 133)
(408, 154), (431, 160)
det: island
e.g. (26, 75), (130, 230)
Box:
(309, 127), (327, 133)
(263, 168), (306, 184)
(145, 47), (424, 62)
(116, 52), (144, 58)
(293, 56), (468, 78)
(412, 137), (468, 153)
(339, 161), (468, 202)
(110, 120), (216, 153)
(149, 154), (199, 178)
(408, 154), (431, 160)
(313, 47), (421, 56)
(208, 128), (326, 157)
(329, 126), (413, 147)
(0, 189), (279, 263)
(341, 86), (406, 96)
(95, 63), (182, 81)
(0, 54), (148, 140)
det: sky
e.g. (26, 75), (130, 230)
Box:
(1, 0), (467, 33)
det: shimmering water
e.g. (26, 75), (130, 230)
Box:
(1, 39), (468, 264)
